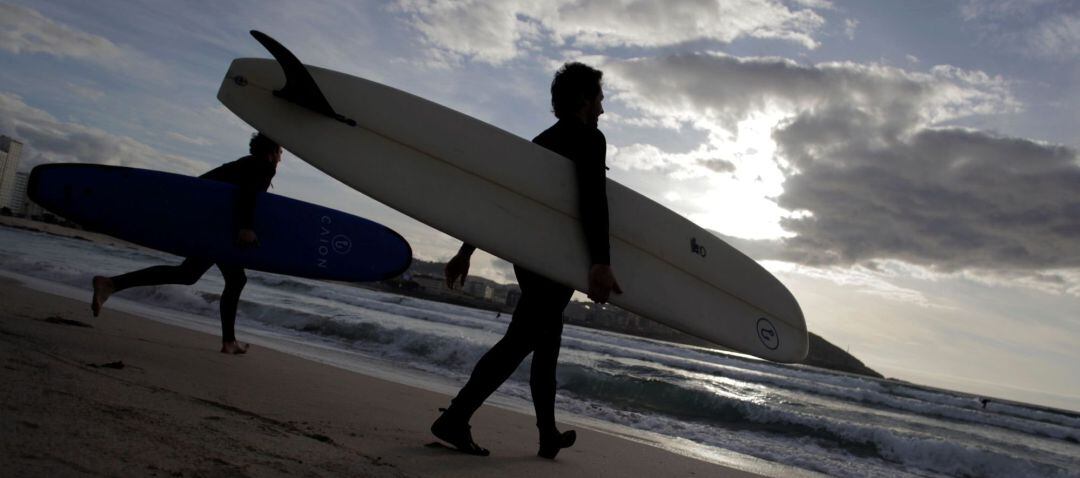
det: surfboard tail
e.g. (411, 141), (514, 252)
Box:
(249, 30), (356, 127)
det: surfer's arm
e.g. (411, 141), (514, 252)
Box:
(457, 243), (476, 256)
(588, 264), (622, 303)
(575, 132), (611, 266)
(231, 164), (275, 236)
(577, 131), (621, 302)
(445, 243), (475, 289)
(236, 228), (258, 246)
(233, 188), (259, 230)
(231, 189), (261, 247)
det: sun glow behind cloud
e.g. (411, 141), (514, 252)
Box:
(687, 108), (793, 240)
(605, 111), (794, 240)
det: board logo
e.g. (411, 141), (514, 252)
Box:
(317, 215), (339, 269)
(690, 237), (707, 258)
(756, 318), (779, 350)
(332, 234), (352, 255)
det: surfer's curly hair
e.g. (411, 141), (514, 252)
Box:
(550, 62), (603, 120)
(249, 133), (280, 157)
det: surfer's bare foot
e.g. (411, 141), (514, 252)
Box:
(538, 429), (576, 459)
(91, 276), (114, 317)
(220, 341), (249, 355)
(431, 409), (489, 456)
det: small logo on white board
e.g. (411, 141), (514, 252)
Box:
(690, 238), (707, 258)
(757, 318), (779, 350)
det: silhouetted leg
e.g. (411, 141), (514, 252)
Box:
(433, 266), (573, 456)
(512, 267), (575, 458)
(530, 318), (568, 429)
(217, 264), (247, 344)
(93, 258), (212, 317)
(520, 269), (572, 435)
(432, 312), (535, 456)
(446, 302), (537, 421)
(111, 258), (213, 291)
(446, 266), (573, 421)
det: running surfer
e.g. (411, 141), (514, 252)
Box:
(90, 133), (282, 355)
(431, 63), (621, 459)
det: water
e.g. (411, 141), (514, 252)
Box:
(2, 225), (1077, 477)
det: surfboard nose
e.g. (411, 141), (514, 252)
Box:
(374, 225), (413, 280)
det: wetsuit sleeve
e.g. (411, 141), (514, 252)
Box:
(458, 243), (477, 256)
(233, 188), (258, 230)
(576, 131), (611, 265)
(232, 162), (274, 231)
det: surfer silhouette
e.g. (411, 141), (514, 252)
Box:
(89, 133), (282, 355)
(432, 63), (621, 459)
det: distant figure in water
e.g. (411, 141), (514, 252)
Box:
(90, 133), (282, 355)
(431, 62), (621, 459)
(981, 398), (991, 409)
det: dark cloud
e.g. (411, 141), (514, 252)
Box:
(605, 53), (968, 133)
(708, 230), (786, 262)
(0, 93), (205, 174)
(0, 4), (122, 61)
(700, 158), (736, 173)
(775, 122), (1080, 271)
(606, 52), (1077, 273)
(393, 0), (828, 65)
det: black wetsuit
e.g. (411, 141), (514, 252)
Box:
(109, 156), (275, 342)
(445, 118), (610, 434)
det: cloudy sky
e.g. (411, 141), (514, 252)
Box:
(2, 0), (1077, 411)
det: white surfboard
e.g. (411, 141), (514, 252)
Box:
(216, 32), (807, 362)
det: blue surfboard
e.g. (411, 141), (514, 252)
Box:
(28, 163), (412, 282)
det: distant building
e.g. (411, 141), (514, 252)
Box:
(10, 171), (29, 215)
(411, 273), (457, 297)
(0, 136), (23, 211)
(505, 288), (521, 308)
(489, 285), (513, 304)
(464, 280), (495, 300)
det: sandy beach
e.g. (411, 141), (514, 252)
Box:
(0, 276), (762, 477)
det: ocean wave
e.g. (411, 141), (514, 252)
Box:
(554, 363), (1077, 478)
(247, 275), (318, 293)
(889, 384), (1080, 432)
(558, 333), (1080, 443)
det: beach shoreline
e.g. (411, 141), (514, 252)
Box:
(0, 275), (769, 477)
(0, 216), (885, 382)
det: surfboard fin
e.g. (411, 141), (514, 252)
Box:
(249, 30), (357, 127)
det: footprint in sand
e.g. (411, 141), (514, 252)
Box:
(41, 316), (93, 328)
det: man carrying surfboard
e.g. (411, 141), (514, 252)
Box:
(432, 63), (621, 459)
(89, 133), (282, 355)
